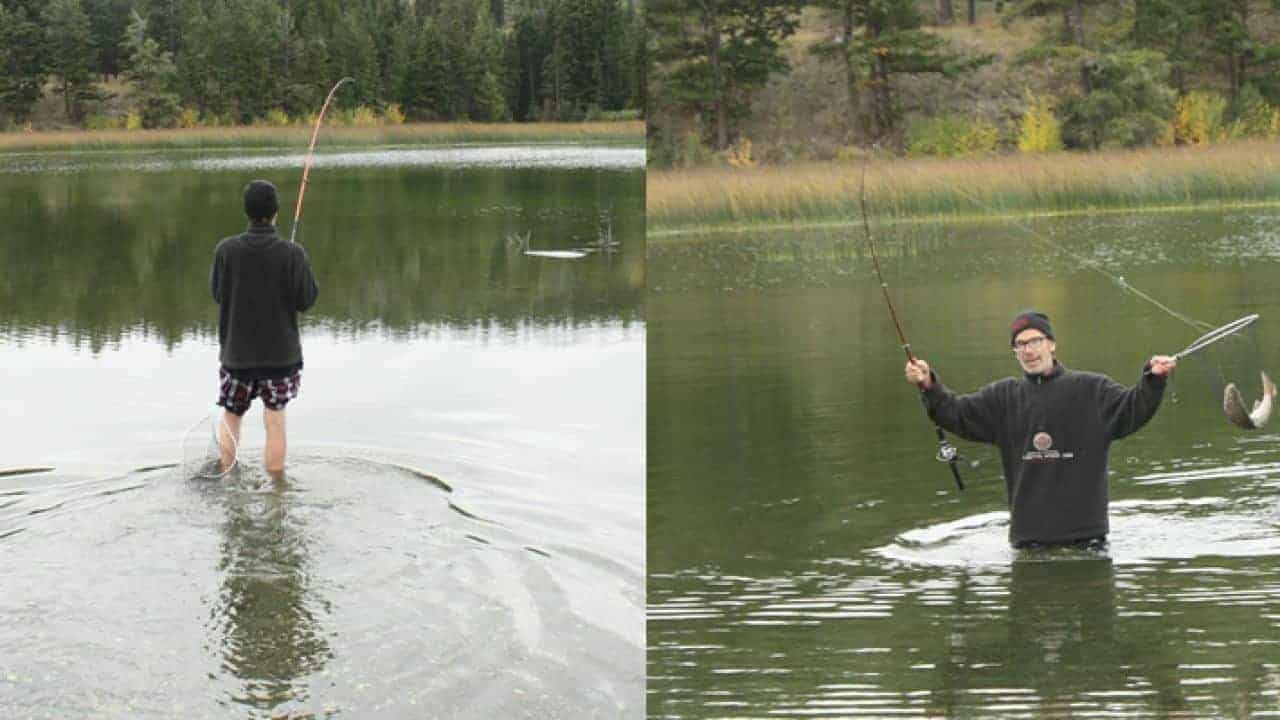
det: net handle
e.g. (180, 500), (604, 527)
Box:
(1172, 313), (1258, 360)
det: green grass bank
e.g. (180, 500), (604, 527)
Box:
(648, 141), (1280, 239)
(0, 121), (644, 154)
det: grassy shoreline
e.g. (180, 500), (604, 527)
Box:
(648, 141), (1280, 238)
(0, 120), (644, 154)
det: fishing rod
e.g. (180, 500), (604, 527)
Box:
(859, 154), (965, 492)
(290, 77), (355, 244)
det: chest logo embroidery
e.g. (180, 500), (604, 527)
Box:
(1023, 430), (1075, 463)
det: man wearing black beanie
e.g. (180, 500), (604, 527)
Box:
(210, 179), (320, 478)
(903, 310), (1177, 550)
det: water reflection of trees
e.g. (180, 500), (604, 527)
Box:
(0, 165), (643, 351)
(204, 479), (331, 713)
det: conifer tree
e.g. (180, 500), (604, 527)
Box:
(123, 10), (181, 127)
(45, 0), (105, 122)
(0, 1), (50, 123)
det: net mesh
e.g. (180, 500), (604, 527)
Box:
(180, 411), (238, 479)
(1176, 319), (1265, 419)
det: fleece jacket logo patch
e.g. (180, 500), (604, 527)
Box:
(1023, 431), (1075, 463)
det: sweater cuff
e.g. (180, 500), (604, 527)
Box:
(921, 370), (946, 399)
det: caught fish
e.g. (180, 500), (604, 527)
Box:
(1223, 371), (1276, 429)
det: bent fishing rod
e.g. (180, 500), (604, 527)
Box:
(859, 155), (965, 491)
(290, 76), (355, 244)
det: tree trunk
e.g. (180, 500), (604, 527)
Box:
(1062, 1), (1084, 45)
(703, 1), (728, 150)
(842, 0), (858, 134)
(872, 57), (892, 139)
(937, 0), (954, 25)
(1232, 0), (1248, 101)
(968, 0), (977, 25)
(865, 16), (892, 139)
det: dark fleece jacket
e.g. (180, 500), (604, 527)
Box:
(921, 361), (1165, 546)
(210, 223), (319, 372)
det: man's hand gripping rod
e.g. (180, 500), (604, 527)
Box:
(859, 155), (964, 491)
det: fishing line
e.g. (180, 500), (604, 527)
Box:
(936, 171), (1270, 427)
(290, 76), (355, 244)
(940, 182), (1214, 333)
(859, 156), (965, 491)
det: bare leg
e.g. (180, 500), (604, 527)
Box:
(219, 409), (243, 472)
(264, 407), (288, 478)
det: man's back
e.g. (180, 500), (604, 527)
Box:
(210, 223), (319, 370)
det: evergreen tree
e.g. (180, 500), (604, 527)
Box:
(44, 0), (105, 122)
(83, 0), (133, 78)
(0, 1), (50, 124)
(1130, 0), (1200, 94)
(333, 6), (383, 109)
(1195, 0), (1280, 103)
(649, 0), (800, 150)
(1058, 49), (1175, 149)
(402, 19), (451, 119)
(123, 10), (181, 127)
(223, 0), (287, 122)
(137, 0), (181, 55)
(813, 0), (988, 140)
(467, 7), (508, 120)
(1000, 0), (1106, 46)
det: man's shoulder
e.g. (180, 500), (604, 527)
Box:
(1063, 368), (1112, 384)
(213, 233), (245, 254)
(988, 376), (1021, 392)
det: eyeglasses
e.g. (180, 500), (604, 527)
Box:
(1013, 336), (1048, 352)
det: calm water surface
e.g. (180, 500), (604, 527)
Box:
(649, 210), (1280, 717)
(0, 145), (644, 718)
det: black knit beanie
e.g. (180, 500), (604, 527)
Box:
(1010, 310), (1054, 346)
(243, 180), (279, 221)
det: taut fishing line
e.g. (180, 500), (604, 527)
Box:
(944, 183), (1213, 333)
(940, 178), (1268, 426)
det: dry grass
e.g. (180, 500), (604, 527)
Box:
(0, 120), (644, 153)
(648, 140), (1280, 236)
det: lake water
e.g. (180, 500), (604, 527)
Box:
(0, 144), (645, 718)
(648, 210), (1280, 717)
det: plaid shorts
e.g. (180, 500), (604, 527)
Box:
(217, 368), (302, 416)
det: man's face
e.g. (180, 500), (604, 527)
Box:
(1013, 328), (1056, 375)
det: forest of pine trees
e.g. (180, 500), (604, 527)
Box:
(0, 0), (646, 129)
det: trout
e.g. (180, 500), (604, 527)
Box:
(1223, 371), (1276, 430)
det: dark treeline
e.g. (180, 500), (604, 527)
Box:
(0, 0), (646, 129)
(648, 0), (1280, 165)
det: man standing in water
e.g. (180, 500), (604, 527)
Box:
(211, 180), (319, 477)
(904, 310), (1177, 549)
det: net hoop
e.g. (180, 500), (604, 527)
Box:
(1173, 314), (1259, 360)
(180, 411), (239, 479)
